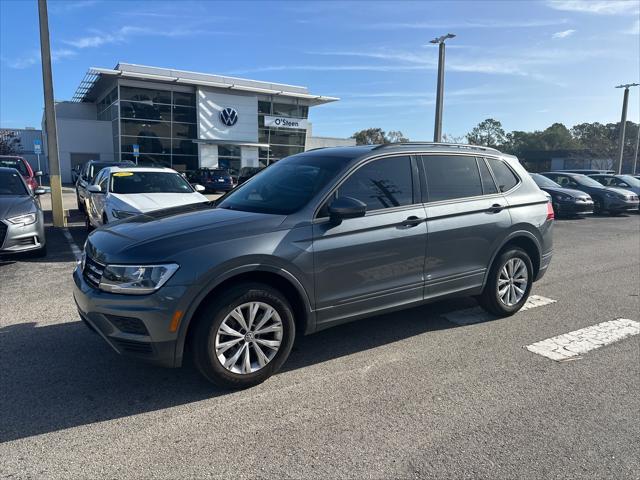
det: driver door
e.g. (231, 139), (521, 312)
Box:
(312, 155), (427, 326)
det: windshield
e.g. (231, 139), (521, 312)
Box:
(0, 158), (28, 176)
(619, 175), (640, 187)
(0, 170), (28, 195)
(531, 173), (560, 188)
(217, 153), (347, 215)
(573, 174), (605, 187)
(110, 171), (194, 194)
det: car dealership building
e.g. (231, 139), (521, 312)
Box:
(46, 63), (354, 183)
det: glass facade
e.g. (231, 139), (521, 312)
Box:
(96, 84), (311, 173)
(98, 84), (199, 172)
(257, 99), (308, 166)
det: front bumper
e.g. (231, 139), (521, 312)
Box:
(72, 265), (187, 367)
(555, 199), (594, 216)
(606, 198), (639, 212)
(0, 217), (45, 253)
(204, 182), (234, 192)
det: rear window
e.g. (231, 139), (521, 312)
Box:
(0, 158), (28, 176)
(487, 158), (519, 192)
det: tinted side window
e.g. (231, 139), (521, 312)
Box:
(487, 158), (519, 192)
(478, 158), (498, 194)
(423, 155), (482, 201)
(338, 156), (413, 211)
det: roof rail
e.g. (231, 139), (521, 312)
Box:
(371, 142), (501, 153)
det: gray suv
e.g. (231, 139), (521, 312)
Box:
(73, 144), (554, 388)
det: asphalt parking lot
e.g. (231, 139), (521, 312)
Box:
(1, 198), (638, 479)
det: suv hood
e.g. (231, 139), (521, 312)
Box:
(87, 202), (286, 263)
(539, 186), (588, 198)
(111, 192), (207, 212)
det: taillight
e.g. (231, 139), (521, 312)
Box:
(546, 201), (555, 220)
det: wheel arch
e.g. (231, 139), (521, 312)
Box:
(483, 230), (542, 289)
(174, 265), (313, 366)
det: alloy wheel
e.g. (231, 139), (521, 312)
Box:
(497, 258), (528, 307)
(214, 301), (283, 374)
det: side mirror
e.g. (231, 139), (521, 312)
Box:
(328, 196), (367, 225)
(87, 184), (102, 193)
(35, 171), (43, 177)
(34, 187), (46, 195)
(194, 184), (205, 192)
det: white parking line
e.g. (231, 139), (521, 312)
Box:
(62, 228), (82, 261)
(526, 319), (640, 361)
(443, 295), (557, 326)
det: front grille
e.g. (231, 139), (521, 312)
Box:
(0, 222), (7, 248)
(83, 255), (105, 289)
(113, 338), (153, 355)
(105, 314), (149, 335)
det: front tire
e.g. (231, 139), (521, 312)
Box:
(593, 197), (605, 215)
(478, 248), (533, 317)
(192, 283), (296, 389)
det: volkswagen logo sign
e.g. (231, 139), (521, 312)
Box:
(220, 107), (238, 127)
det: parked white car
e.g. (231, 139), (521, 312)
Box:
(86, 166), (207, 229)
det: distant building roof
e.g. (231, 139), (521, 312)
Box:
(72, 63), (339, 106)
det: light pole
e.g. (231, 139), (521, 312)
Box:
(37, 0), (66, 227)
(430, 33), (456, 143)
(614, 83), (639, 174)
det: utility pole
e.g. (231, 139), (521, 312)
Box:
(37, 0), (66, 227)
(614, 83), (639, 175)
(633, 122), (640, 174)
(430, 33), (456, 143)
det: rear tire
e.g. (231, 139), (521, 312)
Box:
(85, 215), (94, 232)
(76, 194), (84, 213)
(191, 282), (296, 389)
(478, 247), (533, 317)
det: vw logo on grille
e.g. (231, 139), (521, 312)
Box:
(220, 107), (238, 127)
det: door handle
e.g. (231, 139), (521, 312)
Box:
(488, 204), (505, 213)
(401, 216), (425, 227)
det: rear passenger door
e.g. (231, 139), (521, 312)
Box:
(422, 155), (512, 298)
(312, 155), (427, 325)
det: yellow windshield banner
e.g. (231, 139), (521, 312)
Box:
(113, 172), (134, 177)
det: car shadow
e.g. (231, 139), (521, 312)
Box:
(0, 297), (477, 443)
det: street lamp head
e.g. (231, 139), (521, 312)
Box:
(615, 83), (640, 89)
(430, 33), (457, 44)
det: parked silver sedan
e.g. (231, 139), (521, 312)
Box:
(0, 167), (46, 256)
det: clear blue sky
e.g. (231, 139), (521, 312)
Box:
(1, 0), (639, 140)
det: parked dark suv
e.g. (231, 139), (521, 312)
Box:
(190, 168), (235, 192)
(73, 144), (554, 388)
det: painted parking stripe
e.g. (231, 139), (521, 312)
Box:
(62, 228), (82, 261)
(443, 295), (556, 326)
(525, 319), (640, 361)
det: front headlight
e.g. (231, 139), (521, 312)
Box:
(7, 213), (37, 226)
(111, 209), (138, 219)
(99, 263), (179, 295)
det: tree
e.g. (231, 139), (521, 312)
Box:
(386, 130), (409, 143)
(442, 133), (465, 143)
(351, 128), (409, 145)
(466, 119), (506, 147)
(352, 128), (386, 145)
(0, 129), (22, 155)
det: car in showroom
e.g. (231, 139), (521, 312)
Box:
(541, 171), (639, 215)
(189, 168), (236, 193)
(75, 160), (135, 212)
(85, 166), (208, 229)
(0, 155), (40, 192)
(589, 174), (640, 198)
(0, 167), (46, 256)
(74, 143), (554, 389)
(529, 173), (594, 217)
